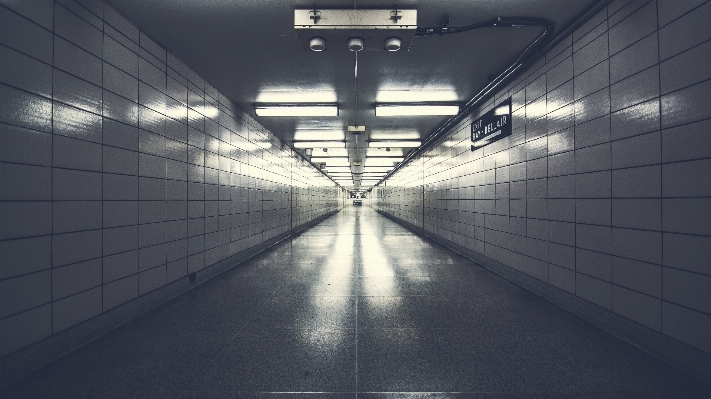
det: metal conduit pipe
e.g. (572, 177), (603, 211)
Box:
(375, 0), (614, 187)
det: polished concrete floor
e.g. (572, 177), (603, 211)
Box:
(3, 206), (710, 398)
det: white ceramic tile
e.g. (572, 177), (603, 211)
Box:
(612, 285), (661, 330)
(0, 269), (50, 318)
(0, 6), (53, 64)
(662, 301), (711, 353)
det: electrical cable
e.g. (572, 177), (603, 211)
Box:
(372, 16), (554, 185)
(412, 16), (554, 143)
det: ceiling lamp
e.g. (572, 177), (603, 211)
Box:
(385, 37), (401, 51)
(368, 141), (420, 148)
(293, 141), (345, 148)
(309, 37), (326, 51)
(255, 104), (338, 116)
(375, 103), (459, 116)
(295, 9), (417, 52)
(348, 37), (364, 51)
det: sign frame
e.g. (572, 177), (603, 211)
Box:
(471, 97), (512, 151)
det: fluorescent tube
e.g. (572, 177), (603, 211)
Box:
(255, 104), (338, 117)
(375, 103), (459, 116)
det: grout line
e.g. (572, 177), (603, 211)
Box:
(101, 10), (105, 314)
(606, 1), (612, 307)
(49, 0), (56, 334)
(655, 0), (664, 334)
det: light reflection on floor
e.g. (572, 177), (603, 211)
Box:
(3, 206), (709, 398)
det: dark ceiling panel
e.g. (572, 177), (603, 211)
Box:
(105, 0), (596, 189)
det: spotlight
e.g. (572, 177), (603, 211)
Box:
(348, 37), (364, 51)
(304, 148), (313, 157)
(386, 147), (391, 152)
(309, 37), (326, 51)
(385, 37), (401, 51)
(323, 148), (328, 152)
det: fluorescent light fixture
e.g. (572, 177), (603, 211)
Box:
(363, 167), (393, 172)
(310, 156), (348, 162)
(325, 166), (351, 172)
(368, 141), (420, 148)
(369, 130), (420, 140)
(312, 157), (350, 166)
(365, 157), (403, 162)
(376, 87), (458, 103)
(375, 103), (459, 116)
(367, 148), (405, 157)
(293, 141), (345, 148)
(365, 158), (403, 166)
(254, 104), (338, 117)
(293, 130), (345, 140)
(256, 87), (336, 103)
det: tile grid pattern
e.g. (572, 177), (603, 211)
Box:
(373, 0), (711, 355)
(0, 0), (343, 358)
(4, 207), (710, 397)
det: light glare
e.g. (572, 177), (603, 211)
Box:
(293, 130), (345, 140)
(255, 104), (338, 117)
(368, 141), (420, 148)
(293, 141), (345, 148)
(375, 104), (459, 116)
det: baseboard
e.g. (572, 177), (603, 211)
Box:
(376, 210), (711, 388)
(0, 210), (339, 389)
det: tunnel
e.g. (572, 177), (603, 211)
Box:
(1, 0), (710, 397)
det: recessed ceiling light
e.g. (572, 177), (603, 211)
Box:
(325, 166), (351, 172)
(347, 125), (366, 132)
(254, 104), (338, 116)
(375, 103), (459, 116)
(369, 130), (419, 140)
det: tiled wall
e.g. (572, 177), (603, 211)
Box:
(374, 0), (711, 355)
(0, 0), (342, 357)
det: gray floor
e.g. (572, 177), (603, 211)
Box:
(3, 207), (709, 398)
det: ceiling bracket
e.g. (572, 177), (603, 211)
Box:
(390, 4), (402, 22)
(309, 7), (322, 23)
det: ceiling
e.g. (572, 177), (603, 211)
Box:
(105, 0), (596, 190)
